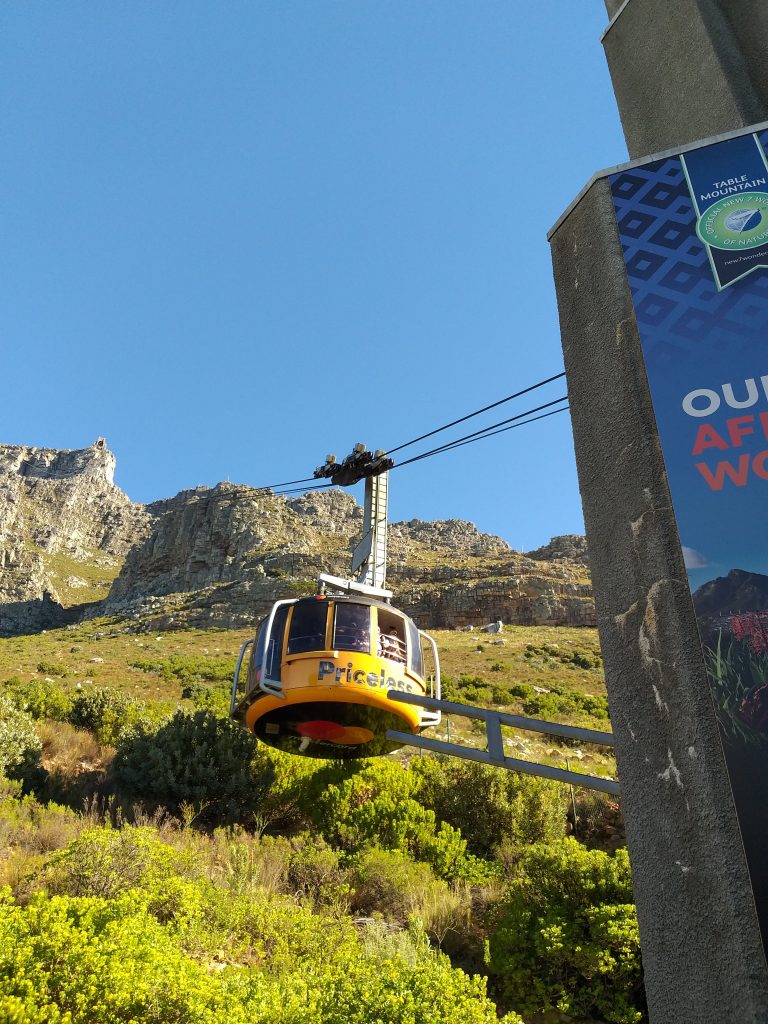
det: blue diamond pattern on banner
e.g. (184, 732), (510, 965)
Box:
(609, 128), (768, 367)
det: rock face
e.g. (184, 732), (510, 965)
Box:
(0, 439), (595, 635)
(0, 439), (151, 634)
(526, 534), (589, 565)
(98, 485), (594, 632)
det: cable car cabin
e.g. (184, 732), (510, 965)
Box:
(230, 592), (440, 758)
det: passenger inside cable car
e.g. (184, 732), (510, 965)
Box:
(231, 591), (439, 758)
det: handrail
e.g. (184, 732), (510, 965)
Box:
(230, 638), (254, 716)
(386, 691), (619, 795)
(417, 630), (441, 727)
(258, 599), (295, 699)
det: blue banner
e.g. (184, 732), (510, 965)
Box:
(610, 124), (768, 951)
(681, 133), (768, 288)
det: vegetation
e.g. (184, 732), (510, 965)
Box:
(0, 617), (643, 1023)
(486, 840), (644, 1024)
(0, 695), (41, 781)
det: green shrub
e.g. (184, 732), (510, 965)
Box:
(287, 833), (350, 909)
(524, 642), (602, 671)
(182, 682), (230, 718)
(521, 689), (609, 722)
(131, 655), (235, 686)
(489, 684), (514, 704)
(4, 680), (74, 722)
(311, 761), (473, 880)
(0, 790), (82, 857)
(44, 826), (199, 906)
(69, 687), (155, 745)
(486, 838), (644, 1023)
(0, 888), (251, 1023)
(0, 696), (41, 783)
(349, 847), (445, 925)
(507, 683), (534, 699)
(414, 758), (568, 860)
(35, 660), (68, 678)
(0, 883), (520, 1023)
(111, 710), (274, 825)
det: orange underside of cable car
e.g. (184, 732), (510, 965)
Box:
(231, 593), (440, 758)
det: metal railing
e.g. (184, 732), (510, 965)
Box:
(386, 691), (619, 795)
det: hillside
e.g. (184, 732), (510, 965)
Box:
(0, 441), (642, 1024)
(0, 441), (594, 638)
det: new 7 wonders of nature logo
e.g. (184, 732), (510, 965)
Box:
(681, 132), (768, 289)
(696, 192), (768, 250)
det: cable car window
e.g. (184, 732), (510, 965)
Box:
(333, 603), (371, 654)
(288, 600), (328, 654)
(377, 611), (407, 664)
(406, 619), (424, 677)
(263, 604), (289, 681)
(247, 618), (269, 693)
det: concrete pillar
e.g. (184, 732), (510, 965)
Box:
(602, 0), (768, 158)
(546, 2), (768, 1018)
(549, 171), (768, 1022)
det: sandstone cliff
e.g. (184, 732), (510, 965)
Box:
(0, 440), (151, 633)
(98, 485), (594, 632)
(0, 441), (594, 635)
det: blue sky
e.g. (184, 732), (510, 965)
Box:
(0, 2), (627, 550)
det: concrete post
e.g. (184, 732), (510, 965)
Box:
(602, 0), (768, 158)
(549, 172), (768, 1023)
(546, 3), (768, 1018)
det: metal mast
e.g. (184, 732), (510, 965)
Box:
(351, 470), (389, 588)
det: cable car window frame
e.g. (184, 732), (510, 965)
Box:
(376, 609), (408, 665)
(254, 601), (291, 696)
(287, 599), (330, 655)
(333, 602), (372, 655)
(406, 618), (424, 677)
(246, 618), (269, 695)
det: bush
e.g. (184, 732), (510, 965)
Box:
(414, 758), (568, 861)
(0, 790), (82, 858)
(0, 695), (41, 783)
(44, 825), (199, 905)
(4, 680), (74, 722)
(349, 847), (445, 924)
(0, 885), (520, 1024)
(111, 710), (274, 825)
(35, 660), (68, 678)
(524, 642), (602, 671)
(287, 834), (350, 909)
(310, 760), (475, 881)
(521, 689), (609, 722)
(486, 838), (644, 1023)
(182, 682), (230, 718)
(0, 888), (251, 1023)
(131, 655), (235, 686)
(69, 687), (155, 745)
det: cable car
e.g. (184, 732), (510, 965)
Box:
(230, 574), (440, 758)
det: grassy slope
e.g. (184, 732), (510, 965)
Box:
(0, 618), (615, 782)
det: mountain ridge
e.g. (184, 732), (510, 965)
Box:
(0, 440), (594, 636)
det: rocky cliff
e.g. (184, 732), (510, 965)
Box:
(97, 484), (594, 632)
(0, 440), (151, 633)
(0, 441), (594, 635)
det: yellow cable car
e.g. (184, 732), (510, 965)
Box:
(230, 576), (440, 758)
